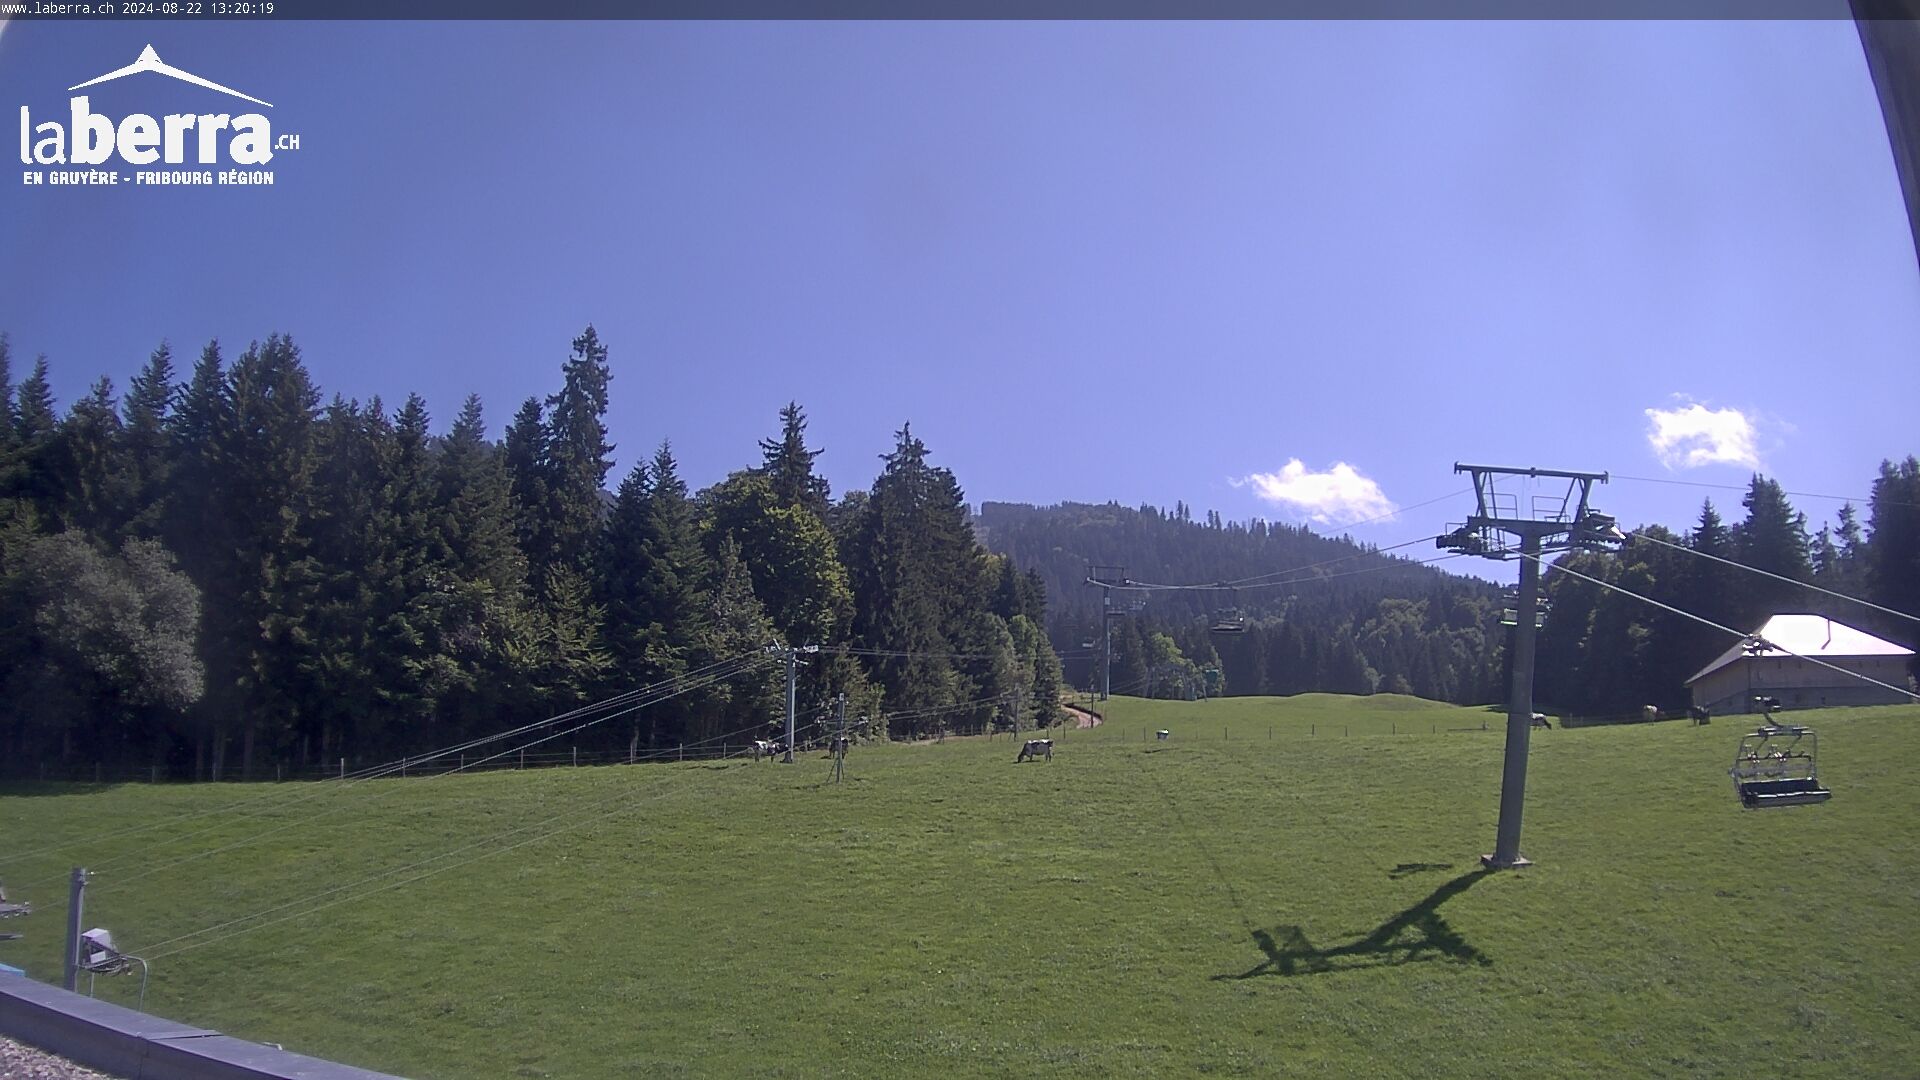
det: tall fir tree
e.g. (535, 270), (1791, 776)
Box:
(758, 401), (830, 514)
(117, 343), (176, 540)
(54, 377), (124, 537)
(1731, 474), (1812, 627)
(541, 326), (614, 582)
(1867, 457), (1920, 649)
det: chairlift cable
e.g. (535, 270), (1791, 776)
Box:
(95, 657), (778, 890)
(136, 703), (836, 962)
(1124, 534), (1446, 592)
(0, 652), (761, 871)
(1611, 472), (1920, 510)
(1514, 550), (1919, 704)
(1629, 529), (1920, 626)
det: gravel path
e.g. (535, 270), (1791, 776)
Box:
(1063, 703), (1103, 728)
(0, 1036), (116, 1080)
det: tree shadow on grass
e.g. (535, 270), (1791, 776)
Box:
(1214, 869), (1495, 980)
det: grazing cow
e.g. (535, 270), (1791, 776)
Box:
(1643, 704), (1659, 723)
(1016, 738), (1053, 763)
(827, 735), (851, 756)
(1156, 730), (1171, 741)
(1690, 705), (1711, 726)
(750, 739), (785, 762)
(1530, 713), (1551, 729)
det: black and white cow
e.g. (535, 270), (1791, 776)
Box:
(750, 739), (785, 762)
(1015, 738), (1053, 763)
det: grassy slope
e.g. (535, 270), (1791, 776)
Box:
(2, 696), (1917, 1078)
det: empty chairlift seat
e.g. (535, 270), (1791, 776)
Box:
(1729, 723), (1832, 809)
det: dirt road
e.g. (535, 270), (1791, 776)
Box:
(1063, 703), (1102, 729)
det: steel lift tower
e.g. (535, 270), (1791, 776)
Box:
(1084, 566), (1142, 702)
(1439, 464), (1621, 869)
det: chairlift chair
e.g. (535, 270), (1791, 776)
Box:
(1209, 584), (1247, 634)
(1729, 716), (1832, 809)
(78, 928), (151, 1009)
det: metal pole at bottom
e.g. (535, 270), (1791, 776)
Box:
(63, 868), (87, 992)
(1485, 531), (1542, 870)
(783, 651), (798, 763)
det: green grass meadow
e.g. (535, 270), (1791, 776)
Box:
(3, 695), (1918, 1078)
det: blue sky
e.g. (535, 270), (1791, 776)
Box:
(2, 20), (1915, 565)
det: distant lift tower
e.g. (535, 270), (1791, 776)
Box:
(1439, 464), (1621, 869)
(1085, 566), (1140, 701)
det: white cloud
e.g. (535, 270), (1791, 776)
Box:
(1236, 460), (1397, 525)
(1644, 401), (1761, 470)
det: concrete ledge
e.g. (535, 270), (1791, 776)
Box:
(0, 972), (402, 1079)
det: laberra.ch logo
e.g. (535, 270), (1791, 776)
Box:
(18, 44), (300, 187)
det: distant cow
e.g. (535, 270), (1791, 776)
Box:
(1016, 738), (1053, 763)
(750, 739), (785, 761)
(827, 735), (851, 756)
(1643, 705), (1659, 723)
(1530, 713), (1551, 729)
(1690, 706), (1711, 725)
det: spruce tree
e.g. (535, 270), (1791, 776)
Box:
(1867, 457), (1920, 645)
(1732, 475), (1812, 627)
(542, 326), (614, 581)
(54, 378), (124, 536)
(118, 343), (176, 540)
(503, 396), (550, 580)
(758, 401), (830, 514)
(219, 334), (321, 777)
(430, 394), (540, 739)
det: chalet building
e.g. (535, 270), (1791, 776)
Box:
(1687, 613), (1916, 715)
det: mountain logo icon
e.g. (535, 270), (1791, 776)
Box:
(68, 44), (272, 109)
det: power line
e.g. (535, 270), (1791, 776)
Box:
(1629, 530), (1920, 627)
(1519, 549), (1919, 704)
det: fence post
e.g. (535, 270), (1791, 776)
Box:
(679, 744), (684, 762)
(519, 748), (524, 770)
(339, 757), (345, 780)
(276, 763), (283, 782)
(150, 765), (158, 784)
(459, 754), (464, 772)
(572, 746), (578, 768)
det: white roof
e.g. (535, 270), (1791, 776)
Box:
(1687, 613), (1914, 685)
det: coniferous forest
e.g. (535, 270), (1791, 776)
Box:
(1, 326), (1915, 778)
(983, 468), (1920, 716)
(0, 329), (1062, 779)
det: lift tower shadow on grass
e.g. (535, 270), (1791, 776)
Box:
(1438, 464), (1621, 869)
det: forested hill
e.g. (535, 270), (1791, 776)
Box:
(977, 501), (1508, 705)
